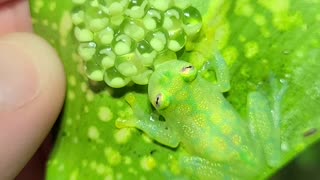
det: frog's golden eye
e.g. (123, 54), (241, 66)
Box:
(180, 64), (197, 82)
(154, 93), (170, 110)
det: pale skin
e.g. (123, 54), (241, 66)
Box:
(0, 0), (66, 179)
(117, 53), (285, 179)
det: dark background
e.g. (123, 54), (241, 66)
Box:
(272, 142), (320, 179)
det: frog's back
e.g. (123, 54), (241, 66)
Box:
(149, 60), (259, 166)
(173, 78), (256, 163)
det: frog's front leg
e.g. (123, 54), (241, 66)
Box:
(115, 92), (180, 148)
(199, 52), (231, 92)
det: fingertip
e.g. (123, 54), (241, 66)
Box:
(0, 32), (65, 179)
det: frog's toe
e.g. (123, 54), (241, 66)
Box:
(124, 92), (137, 106)
(115, 118), (137, 128)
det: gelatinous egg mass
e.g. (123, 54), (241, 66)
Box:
(72, 0), (203, 88)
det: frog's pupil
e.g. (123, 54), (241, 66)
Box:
(182, 65), (193, 73)
(156, 94), (161, 107)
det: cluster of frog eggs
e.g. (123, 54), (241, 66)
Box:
(72, 0), (203, 88)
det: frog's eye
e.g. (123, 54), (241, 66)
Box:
(154, 93), (170, 110)
(180, 64), (197, 82)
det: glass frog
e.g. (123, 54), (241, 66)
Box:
(116, 53), (286, 179)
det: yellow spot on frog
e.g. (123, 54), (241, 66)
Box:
(140, 156), (157, 171)
(193, 114), (206, 127)
(98, 107), (113, 122)
(104, 147), (122, 166)
(175, 90), (188, 101)
(244, 41), (259, 58)
(176, 104), (192, 115)
(88, 126), (100, 140)
(213, 137), (227, 151)
(232, 135), (242, 145)
(211, 114), (222, 124)
(221, 124), (232, 135)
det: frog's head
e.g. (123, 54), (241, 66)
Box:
(148, 60), (198, 112)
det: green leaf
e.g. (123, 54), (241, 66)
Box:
(29, 0), (320, 179)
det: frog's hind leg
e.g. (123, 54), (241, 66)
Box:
(247, 76), (288, 168)
(179, 156), (226, 179)
(199, 52), (231, 93)
(247, 92), (278, 167)
(180, 156), (254, 179)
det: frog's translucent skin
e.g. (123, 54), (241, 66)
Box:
(116, 53), (286, 179)
(71, 0), (202, 88)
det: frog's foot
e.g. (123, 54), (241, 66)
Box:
(115, 118), (137, 128)
(115, 92), (151, 129)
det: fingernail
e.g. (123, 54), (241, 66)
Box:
(0, 43), (40, 112)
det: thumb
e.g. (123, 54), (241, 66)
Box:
(0, 32), (66, 179)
